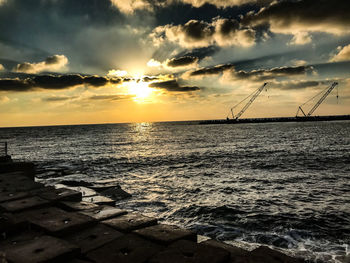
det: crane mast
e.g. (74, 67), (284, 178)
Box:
(234, 83), (267, 120)
(296, 82), (338, 117)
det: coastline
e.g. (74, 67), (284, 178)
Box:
(0, 157), (311, 263)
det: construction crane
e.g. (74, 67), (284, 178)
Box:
(296, 82), (338, 117)
(228, 83), (268, 120)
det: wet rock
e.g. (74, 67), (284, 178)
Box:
(19, 207), (96, 236)
(86, 234), (163, 263)
(64, 224), (123, 253)
(0, 196), (50, 213)
(249, 246), (305, 263)
(202, 239), (249, 258)
(78, 205), (126, 221)
(134, 224), (197, 245)
(0, 191), (30, 203)
(103, 212), (157, 232)
(98, 186), (132, 201)
(35, 187), (82, 202)
(0, 162), (35, 180)
(59, 201), (99, 212)
(149, 239), (230, 263)
(82, 195), (115, 206)
(60, 180), (93, 187)
(3, 235), (79, 263)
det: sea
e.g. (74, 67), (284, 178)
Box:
(1, 120), (349, 262)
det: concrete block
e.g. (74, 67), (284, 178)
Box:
(20, 207), (96, 236)
(0, 173), (42, 192)
(79, 205), (127, 221)
(202, 239), (249, 260)
(103, 212), (157, 232)
(0, 196), (49, 212)
(0, 212), (29, 235)
(134, 224), (197, 245)
(36, 187), (82, 202)
(0, 230), (43, 250)
(0, 162), (35, 180)
(3, 235), (79, 263)
(0, 190), (30, 203)
(59, 201), (99, 212)
(55, 184), (97, 197)
(86, 234), (163, 263)
(82, 195), (115, 206)
(248, 246), (304, 263)
(149, 239), (230, 263)
(64, 224), (124, 253)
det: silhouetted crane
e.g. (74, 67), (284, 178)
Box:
(229, 83), (268, 120)
(296, 82), (338, 117)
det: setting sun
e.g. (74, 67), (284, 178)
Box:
(126, 80), (154, 102)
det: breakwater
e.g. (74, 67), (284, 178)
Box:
(0, 156), (309, 263)
(199, 114), (350, 125)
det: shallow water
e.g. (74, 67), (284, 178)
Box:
(1, 120), (349, 262)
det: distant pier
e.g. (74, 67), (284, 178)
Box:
(200, 114), (350, 125)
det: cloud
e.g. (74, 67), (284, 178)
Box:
(0, 64), (4, 71)
(152, 18), (256, 48)
(188, 64), (314, 81)
(14, 55), (68, 74)
(42, 96), (77, 102)
(149, 79), (200, 92)
(289, 32), (312, 45)
(243, 0), (350, 36)
(330, 45), (350, 62)
(274, 80), (321, 90)
(166, 56), (199, 67)
(0, 74), (123, 92)
(89, 94), (135, 101)
(110, 0), (272, 14)
(110, 0), (152, 14)
(0, 95), (10, 103)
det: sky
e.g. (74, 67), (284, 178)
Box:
(0, 0), (349, 127)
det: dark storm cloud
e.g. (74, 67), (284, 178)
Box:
(176, 46), (219, 60)
(242, 0), (350, 34)
(0, 74), (123, 92)
(167, 56), (199, 67)
(189, 64), (313, 81)
(149, 80), (200, 92)
(152, 17), (256, 48)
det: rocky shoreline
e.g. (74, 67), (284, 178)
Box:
(0, 156), (322, 263)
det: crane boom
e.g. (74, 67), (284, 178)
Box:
(234, 83), (267, 120)
(307, 82), (338, 116)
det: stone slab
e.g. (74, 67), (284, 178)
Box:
(59, 201), (99, 212)
(36, 187), (82, 202)
(103, 212), (157, 232)
(86, 234), (163, 263)
(82, 195), (115, 206)
(0, 190), (30, 203)
(0, 173), (42, 192)
(202, 239), (249, 260)
(149, 239), (230, 263)
(0, 230), (44, 250)
(134, 224), (197, 245)
(0, 212), (29, 235)
(55, 184), (97, 197)
(64, 224), (124, 253)
(3, 235), (79, 263)
(0, 162), (35, 180)
(248, 246), (304, 263)
(19, 207), (96, 236)
(0, 196), (49, 212)
(79, 205), (127, 221)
